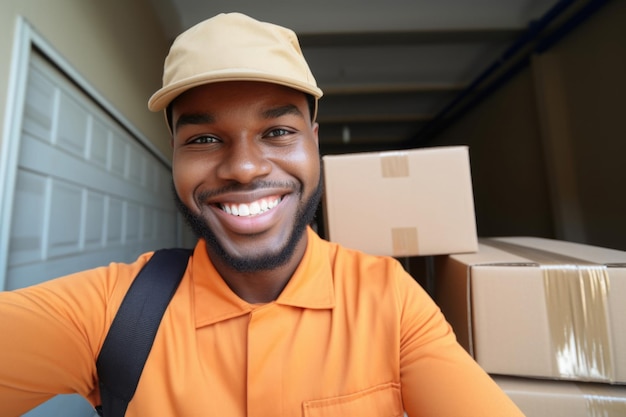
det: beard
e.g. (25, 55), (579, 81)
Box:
(173, 176), (323, 273)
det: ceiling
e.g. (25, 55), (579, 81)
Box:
(147, 0), (564, 154)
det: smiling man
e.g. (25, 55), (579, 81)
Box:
(0, 12), (525, 417)
(169, 81), (323, 302)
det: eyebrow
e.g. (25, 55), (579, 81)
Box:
(261, 104), (304, 120)
(174, 113), (215, 131)
(174, 104), (304, 131)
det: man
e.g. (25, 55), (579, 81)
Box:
(0, 12), (524, 416)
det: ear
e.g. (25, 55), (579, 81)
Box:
(312, 122), (320, 147)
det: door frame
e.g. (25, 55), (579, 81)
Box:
(0, 17), (171, 289)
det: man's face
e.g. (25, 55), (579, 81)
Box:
(170, 81), (321, 272)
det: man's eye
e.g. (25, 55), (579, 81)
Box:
(266, 128), (291, 138)
(190, 135), (218, 144)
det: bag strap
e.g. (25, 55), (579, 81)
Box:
(95, 248), (192, 417)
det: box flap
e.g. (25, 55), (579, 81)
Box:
(488, 237), (626, 266)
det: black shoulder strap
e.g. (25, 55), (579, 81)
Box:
(95, 248), (192, 417)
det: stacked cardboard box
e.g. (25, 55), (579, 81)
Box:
(322, 147), (626, 415)
(493, 376), (626, 416)
(322, 146), (478, 257)
(435, 237), (626, 416)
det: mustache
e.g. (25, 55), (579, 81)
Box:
(196, 180), (301, 201)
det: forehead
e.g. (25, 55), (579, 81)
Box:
(172, 81), (308, 114)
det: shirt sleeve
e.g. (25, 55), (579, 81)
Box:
(395, 265), (525, 417)
(0, 258), (148, 417)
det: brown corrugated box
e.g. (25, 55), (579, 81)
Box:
(435, 237), (626, 384)
(322, 146), (478, 257)
(494, 375), (626, 416)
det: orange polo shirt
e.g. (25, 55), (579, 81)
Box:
(0, 228), (523, 416)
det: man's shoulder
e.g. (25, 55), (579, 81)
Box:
(317, 234), (400, 267)
(318, 236), (407, 285)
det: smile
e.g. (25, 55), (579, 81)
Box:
(219, 196), (282, 217)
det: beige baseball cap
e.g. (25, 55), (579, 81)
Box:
(148, 12), (323, 120)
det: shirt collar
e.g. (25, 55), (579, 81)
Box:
(192, 227), (335, 328)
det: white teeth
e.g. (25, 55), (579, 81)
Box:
(249, 201), (261, 215)
(221, 197), (281, 217)
(238, 204), (250, 216)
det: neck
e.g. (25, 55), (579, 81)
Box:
(208, 232), (308, 304)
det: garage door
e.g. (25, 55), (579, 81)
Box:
(3, 51), (184, 291)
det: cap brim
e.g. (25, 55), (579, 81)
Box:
(148, 70), (323, 112)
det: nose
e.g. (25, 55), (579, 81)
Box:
(216, 139), (272, 184)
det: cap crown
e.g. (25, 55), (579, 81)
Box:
(148, 12), (322, 113)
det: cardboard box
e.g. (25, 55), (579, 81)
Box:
(493, 375), (626, 417)
(322, 146), (478, 257)
(435, 237), (626, 384)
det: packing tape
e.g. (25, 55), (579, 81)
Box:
(481, 239), (613, 381)
(381, 153), (414, 255)
(380, 152), (409, 178)
(543, 264), (612, 381)
(391, 227), (419, 256)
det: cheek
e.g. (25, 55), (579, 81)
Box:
(171, 155), (206, 204)
(306, 156), (321, 187)
(282, 142), (320, 187)
(303, 140), (321, 175)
